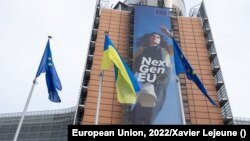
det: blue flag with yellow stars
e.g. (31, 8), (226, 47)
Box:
(36, 38), (62, 102)
(173, 38), (218, 107)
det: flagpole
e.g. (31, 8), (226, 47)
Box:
(177, 76), (186, 125)
(13, 78), (38, 141)
(95, 71), (103, 124)
(14, 36), (53, 140)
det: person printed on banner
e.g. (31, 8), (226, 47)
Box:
(132, 26), (173, 124)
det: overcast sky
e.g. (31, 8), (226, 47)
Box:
(0, 0), (250, 119)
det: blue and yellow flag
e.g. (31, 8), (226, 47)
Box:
(36, 38), (62, 103)
(173, 38), (217, 107)
(102, 34), (140, 104)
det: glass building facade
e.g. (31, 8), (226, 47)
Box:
(233, 117), (250, 125)
(124, 0), (185, 15)
(0, 107), (76, 141)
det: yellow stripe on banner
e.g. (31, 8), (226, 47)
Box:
(108, 45), (136, 104)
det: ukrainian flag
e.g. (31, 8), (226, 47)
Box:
(102, 34), (140, 104)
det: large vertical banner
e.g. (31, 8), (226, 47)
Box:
(131, 5), (182, 124)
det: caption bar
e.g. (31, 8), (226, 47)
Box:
(68, 125), (249, 140)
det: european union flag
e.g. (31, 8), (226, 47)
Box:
(36, 38), (62, 103)
(173, 38), (217, 107)
(102, 34), (140, 104)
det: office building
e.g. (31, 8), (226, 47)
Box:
(0, 107), (75, 141)
(74, 0), (233, 125)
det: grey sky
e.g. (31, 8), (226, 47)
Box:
(0, 0), (96, 113)
(201, 0), (250, 118)
(0, 0), (250, 119)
